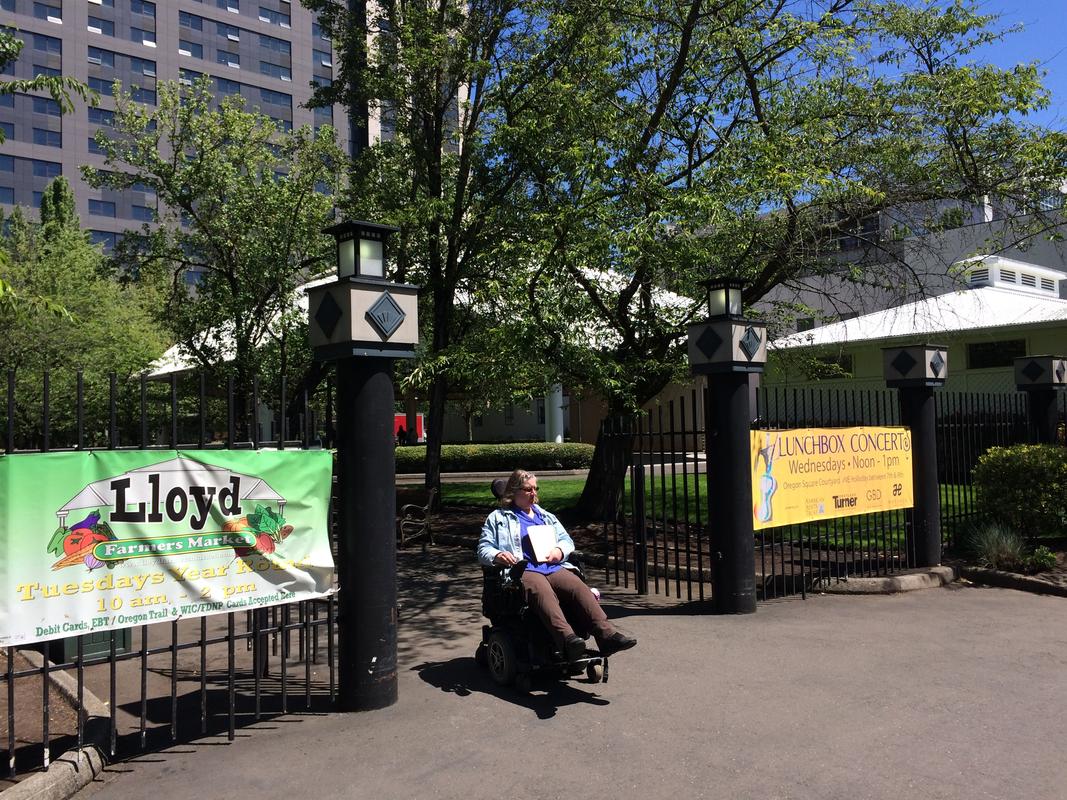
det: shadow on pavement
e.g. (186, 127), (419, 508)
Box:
(410, 657), (610, 720)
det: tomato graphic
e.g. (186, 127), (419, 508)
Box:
(63, 528), (108, 555)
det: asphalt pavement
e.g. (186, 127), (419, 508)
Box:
(73, 546), (1067, 800)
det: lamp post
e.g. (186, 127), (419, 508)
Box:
(883, 343), (947, 568)
(687, 279), (766, 614)
(1014, 355), (1067, 444)
(307, 220), (418, 711)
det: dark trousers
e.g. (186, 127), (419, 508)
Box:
(520, 568), (614, 650)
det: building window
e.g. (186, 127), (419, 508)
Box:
(0, 186), (13, 204)
(32, 159), (61, 178)
(215, 77), (241, 96)
(259, 7), (290, 27)
(259, 87), (290, 106)
(131, 27), (156, 47)
(89, 230), (118, 250)
(130, 57), (156, 76)
(312, 21), (329, 40)
(32, 128), (61, 147)
(967, 340), (1026, 370)
(131, 0), (155, 17)
(217, 22), (240, 41)
(130, 85), (156, 104)
(218, 0), (239, 12)
(87, 136), (105, 154)
(131, 204), (153, 222)
(88, 77), (115, 95)
(33, 33), (62, 53)
(88, 107), (113, 125)
(33, 64), (61, 77)
(87, 17), (115, 36)
(87, 46), (115, 67)
(33, 2), (62, 22)
(178, 40), (203, 59)
(0, 122), (14, 140)
(259, 62), (291, 81)
(89, 199), (116, 217)
(179, 11), (203, 31)
(179, 68), (202, 86)
(314, 49), (332, 68)
(217, 51), (240, 68)
(536, 398), (545, 425)
(0, 0), (15, 12)
(0, 93), (11, 107)
(32, 97), (61, 116)
(0, 155), (13, 172)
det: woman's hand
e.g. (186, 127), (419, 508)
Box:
(494, 551), (518, 567)
(545, 547), (564, 564)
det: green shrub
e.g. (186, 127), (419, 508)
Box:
(1026, 545), (1058, 573)
(394, 442), (595, 474)
(966, 522), (1027, 572)
(972, 445), (1067, 539)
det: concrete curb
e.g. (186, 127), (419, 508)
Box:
(6, 650), (110, 800)
(956, 565), (1067, 597)
(816, 566), (957, 594)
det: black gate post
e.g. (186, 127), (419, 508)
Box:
(687, 280), (766, 614)
(884, 344), (948, 568)
(632, 463), (649, 594)
(1014, 356), (1067, 444)
(307, 221), (419, 712)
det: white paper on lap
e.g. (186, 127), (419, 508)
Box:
(525, 524), (557, 562)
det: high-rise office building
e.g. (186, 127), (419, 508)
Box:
(1, 0), (353, 252)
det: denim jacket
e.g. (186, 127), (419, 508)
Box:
(477, 505), (576, 567)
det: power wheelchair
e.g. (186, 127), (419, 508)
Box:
(473, 480), (607, 692)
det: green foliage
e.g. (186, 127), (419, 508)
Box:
(82, 78), (343, 399)
(973, 445), (1067, 538)
(0, 180), (168, 447)
(966, 522), (1027, 571)
(395, 442), (595, 473)
(1027, 545), (1058, 573)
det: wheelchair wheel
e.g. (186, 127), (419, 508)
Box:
(474, 643), (488, 668)
(586, 663), (605, 683)
(486, 631), (517, 686)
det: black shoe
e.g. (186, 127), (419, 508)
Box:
(563, 634), (587, 663)
(598, 632), (637, 657)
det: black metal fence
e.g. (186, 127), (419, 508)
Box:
(599, 383), (1066, 605)
(2, 368), (339, 779)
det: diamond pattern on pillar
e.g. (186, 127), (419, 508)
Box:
(314, 291), (343, 339)
(890, 349), (917, 377)
(739, 326), (762, 361)
(1056, 361), (1066, 383)
(367, 291), (406, 338)
(696, 326), (723, 359)
(1022, 360), (1045, 383)
(929, 350), (945, 378)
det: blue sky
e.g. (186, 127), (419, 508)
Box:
(979, 1), (1066, 129)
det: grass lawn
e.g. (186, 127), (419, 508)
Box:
(441, 476), (978, 550)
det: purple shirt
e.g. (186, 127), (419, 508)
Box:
(514, 507), (563, 575)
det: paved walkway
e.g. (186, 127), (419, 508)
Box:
(75, 547), (1067, 800)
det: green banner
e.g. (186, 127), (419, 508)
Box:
(0, 450), (335, 646)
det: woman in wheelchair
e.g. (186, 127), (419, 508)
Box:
(478, 469), (637, 664)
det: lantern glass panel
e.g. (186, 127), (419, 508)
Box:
(359, 238), (384, 277)
(338, 237), (356, 278)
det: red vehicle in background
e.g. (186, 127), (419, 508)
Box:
(394, 414), (425, 445)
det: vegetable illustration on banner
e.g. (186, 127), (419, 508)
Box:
(1, 450), (334, 647)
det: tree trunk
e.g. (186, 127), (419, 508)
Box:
(424, 374), (447, 509)
(574, 420), (635, 521)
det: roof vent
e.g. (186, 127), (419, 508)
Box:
(1000, 269), (1016, 283)
(1041, 278), (1055, 292)
(1021, 273), (1037, 288)
(968, 268), (989, 285)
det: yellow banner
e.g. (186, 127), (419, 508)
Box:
(750, 427), (913, 530)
